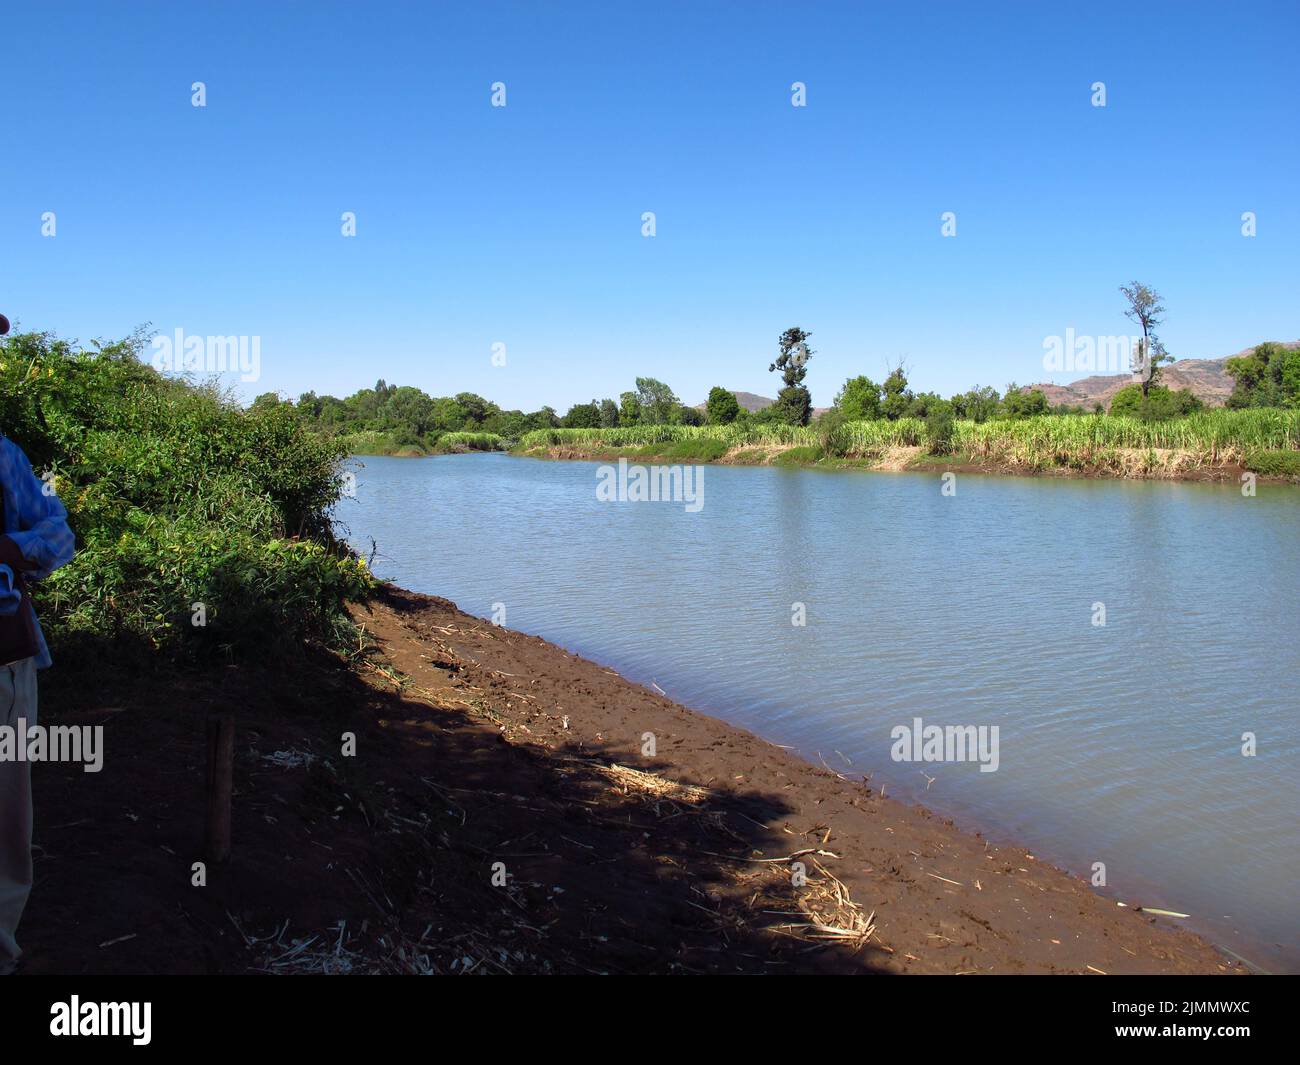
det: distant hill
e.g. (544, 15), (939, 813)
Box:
(1023, 341), (1299, 410)
(692, 390), (776, 413)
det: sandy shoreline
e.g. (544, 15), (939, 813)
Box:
(24, 584), (1245, 974)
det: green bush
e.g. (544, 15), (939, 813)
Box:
(1245, 449), (1300, 477)
(924, 404), (956, 454)
(1, 329), (373, 660)
(437, 431), (506, 452)
(1002, 387), (1050, 418)
(664, 437), (729, 462)
(815, 407), (852, 457)
(1109, 384), (1204, 420)
(773, 445), (824, 465)
(1226, 342), (1300, 409)
(833, 376), (882, 421)
(771, 386), (813, 426)
(705, 386), (740, 425)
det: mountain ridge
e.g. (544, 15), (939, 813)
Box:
(1022, 341), (1297, 409)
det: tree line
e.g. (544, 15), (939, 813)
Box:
(270, 282), (1298, 449)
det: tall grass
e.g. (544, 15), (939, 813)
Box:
(519, 423), (822, 450)
(954, 410), (1300, 464)
(438, 431), (506, 452)
(519, 410), (1300, 466)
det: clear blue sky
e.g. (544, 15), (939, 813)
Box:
(3, 1), (1296, 409)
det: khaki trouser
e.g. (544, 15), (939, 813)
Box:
(0, 657), (37, 975)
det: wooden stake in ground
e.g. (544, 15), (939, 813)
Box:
(205, 714), (235, 863)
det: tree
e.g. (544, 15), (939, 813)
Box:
(881, 363), (912, 420)
(347, 387), (383, 422)
(455, 392), (497, 425)
(428, 395), (469, 432)
(1226, 342), (1300, 409)
(561, 401), (602, 428)
(678, 404), (705, 426)
(618, 391), (643, 426)
(634, 377), (680, 424)
(386, 386), (437, 437)
(484, 410), (530, 439)
(598, 398), (620, 427)
(771, 387), (812, 426)
(833, 376), (881, 420)
(906, 391), (946, 418)
(770, 327), (813, 387)
(1109, 384), (1203, 420)
(706, 386), (741, 425)
(526, 406), (559, 430)
(1119, 281), (1169, 399)
(768, 327), (814, 426)
(951, 385), (1000, 423)
(1002, 384), (1048, 418)
(251, 391), (286, 411)
(1283, 351), (1300, 408)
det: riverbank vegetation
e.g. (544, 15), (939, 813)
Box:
(268, 300), (1298, 472)
(281, 374), (728, 455)
(516, 408), (1300, 479)
(1225, 341), (1300, 410)
(275, 381), (519, 455)
(0, 329), (371, 662)
(279, 338), (1298, 479)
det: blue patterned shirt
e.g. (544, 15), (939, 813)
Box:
(0, 436), (76, 667)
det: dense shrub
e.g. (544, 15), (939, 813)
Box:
(1109, 384), (1203, 420)
(832, 376), (882, 421)
(816, 407), (852, 457)
(924, 404), (957, 454)
(1, 330), (372, 660)
(706, 386), (741, 425)
(1226, 342), (1300, 409)
(1002, 387), (1050, 418)
(437, 431), (506, 452)
(664, 437), (729, 462)
(291, 379), (554, 452)
(772, 445), (824, 465)
(771, 386), (813, 426)
(1245, 449), (1300, 477)
(561, 402), (602, 428)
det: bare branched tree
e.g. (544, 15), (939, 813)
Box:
(1119, 281), (1169, 399)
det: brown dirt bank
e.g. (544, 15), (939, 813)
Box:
(22, 585), (1242, 975)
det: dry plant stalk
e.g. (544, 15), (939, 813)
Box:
(768, 856), (876, 950)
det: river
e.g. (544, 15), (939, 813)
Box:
(343, 451), (1300, 971)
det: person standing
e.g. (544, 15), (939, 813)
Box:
(0, 316), (76, 974)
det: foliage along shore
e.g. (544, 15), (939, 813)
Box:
(282, 328), (1300, 477)
(339, 428), (507, 457)
(1, 329), (373, 664)
(510, 413), (1300, 482)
